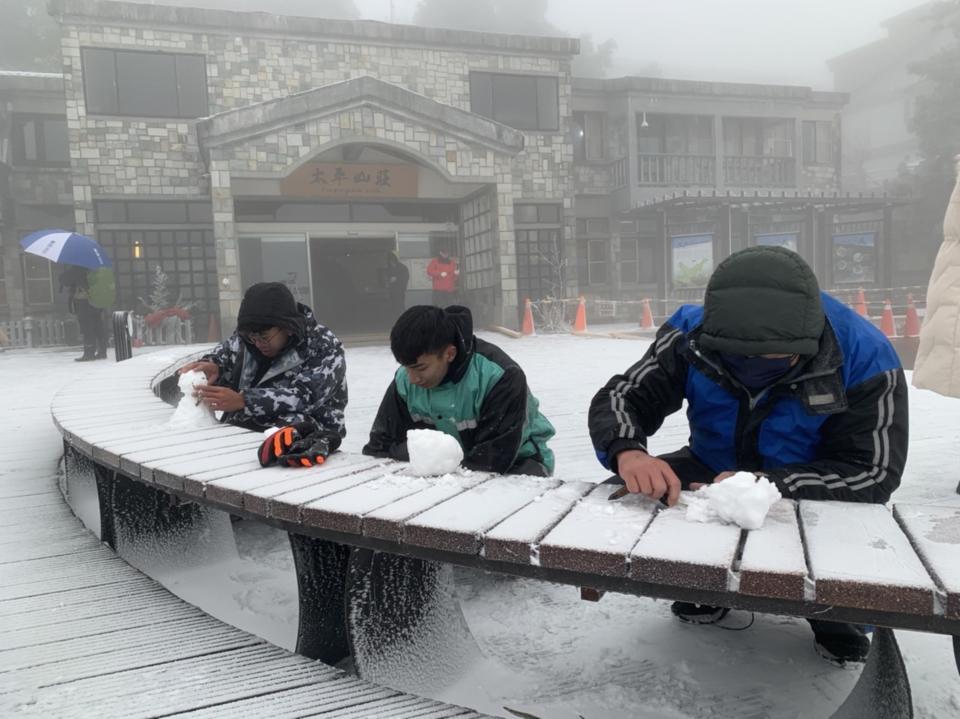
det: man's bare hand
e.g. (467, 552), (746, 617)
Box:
(179, 360), (219, 384)
(615, 449), (682, 506)
(196, 384), (244, 412)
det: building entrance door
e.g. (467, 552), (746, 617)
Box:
(237, 233), (312, 304)
(309, 235), (397, 335)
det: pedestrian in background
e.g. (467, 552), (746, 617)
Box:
(427, 246), (459, 306)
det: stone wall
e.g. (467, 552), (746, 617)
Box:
(57, 17), (574, 202)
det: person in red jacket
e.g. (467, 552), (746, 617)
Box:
(426, 247), (459, 306)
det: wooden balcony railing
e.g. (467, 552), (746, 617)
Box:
(637, 153), (715, 186)
(723, 156), (796, 187)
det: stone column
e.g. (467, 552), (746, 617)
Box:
(210, 158), (241, 337)
(494, 158), (517, 328)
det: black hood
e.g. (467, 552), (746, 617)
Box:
(699, 246), (824, 356)
(443, 305), (475, 384)
(236, 282), (306, 338)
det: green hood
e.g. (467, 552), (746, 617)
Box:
(699, 246), (824, 356)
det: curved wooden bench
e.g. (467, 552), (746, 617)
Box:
(53, 348), (960, 719)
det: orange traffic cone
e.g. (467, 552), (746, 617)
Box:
(521, 298), (535, 336)
(904, 294), (921, 337)
(854, 288), (868, 317)
(639, 298), (655, 329)
(573, 296), (587, 333)
(879, 299), (896, 338)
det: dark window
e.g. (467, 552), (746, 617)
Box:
(11, 115), (70, 166)
(638, 114), (714, 155)
(81, 48), (208, 119)
(803, 120), (835, 165)
(576, 217), (609, 236)
(517, 229), (563, 300)
(95, 200), (212, 225)
(21, 253), (54, 305)
(469, 72), (559, 131)
(515, 203), (562, 225)
(587, 239), (608, 284)
(573, 111), (606, 162)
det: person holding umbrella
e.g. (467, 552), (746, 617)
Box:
(20, 230), (114, 361)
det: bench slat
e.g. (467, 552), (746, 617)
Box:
(362, 474), (491, 543)
(894, 503), (960, 618)
(483, 480), (594, 564)
(738, 499), (808, 601)
(630, 502), (741, 591)
(121, 434), (264, 479)
(538, 484), (659, 577)
(147, 447), (264, 491)
(203, 453), (383, 509)
(801, 500), (936, 615)
(402, 474), (559, 554)
(297, 471), (436, 535)
(93, 425), (248, 469)
(242, 456), (387, 516)
(265, 463), (404, 523)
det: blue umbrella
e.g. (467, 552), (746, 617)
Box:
(20, 229), (112, 269)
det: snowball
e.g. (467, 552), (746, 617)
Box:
(167, 370), (219, 429)
(684, 472), (781, 530)
(406, 428), (464, 476)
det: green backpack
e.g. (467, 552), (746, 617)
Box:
(86, 268), (116, 309)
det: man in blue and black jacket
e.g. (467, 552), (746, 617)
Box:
(588, 246), (908, 665)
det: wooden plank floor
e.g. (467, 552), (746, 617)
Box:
(0, 350), (489, 718)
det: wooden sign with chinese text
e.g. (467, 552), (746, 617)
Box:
(280, 163), (419, 198)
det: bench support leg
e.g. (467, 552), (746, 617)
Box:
(831, 627), (912, 719)
(288, 533), (351, 665)
(345, 549), (481, 692)
(94, 463), (224, 566)
(954, 634), (959, 678)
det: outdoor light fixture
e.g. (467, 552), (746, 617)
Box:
(641, 112), (649, 129)
(132, 240), (142, 259)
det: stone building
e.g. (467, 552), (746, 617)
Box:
(0, 0), (911, 335)
(0, 71), (74, 323)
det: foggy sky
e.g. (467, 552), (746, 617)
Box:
(354, 0), (932, 89)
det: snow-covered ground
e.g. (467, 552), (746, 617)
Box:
(8, 334), (960, 719)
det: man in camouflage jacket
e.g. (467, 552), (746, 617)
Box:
(180, 282), (347, 454)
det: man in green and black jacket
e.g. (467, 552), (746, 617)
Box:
(363, 305), (555, 476)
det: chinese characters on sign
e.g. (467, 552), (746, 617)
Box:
(280, 163), (419, 198)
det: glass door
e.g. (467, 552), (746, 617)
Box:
(237, 234), (311, 305)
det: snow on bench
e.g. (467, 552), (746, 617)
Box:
(894, 503), (960, 618)
(51, 349), (960, 630)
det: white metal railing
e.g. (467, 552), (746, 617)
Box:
(0, 316), (73, 348)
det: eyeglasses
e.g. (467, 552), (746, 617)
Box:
(242, 328), (282, 346)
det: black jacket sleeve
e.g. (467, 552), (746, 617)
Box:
(462, 365), (528, 474)
(588, 324), (689, 472)
(765, 368), (908, 503)
(362, 382), (419, 461)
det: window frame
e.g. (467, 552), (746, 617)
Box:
(802, 120), (835, 166)
(573, 111), (607, 162)
(21, 251), (55, 306)
(81, 47), (209, 119)
(469, 72), (560, 132)
(10, 114), (70, 167)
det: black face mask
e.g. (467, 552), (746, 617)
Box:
(720, 353), (796, 390)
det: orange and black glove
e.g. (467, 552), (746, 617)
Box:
(282, 434), (333, 468)
(258, 423), (333, 468)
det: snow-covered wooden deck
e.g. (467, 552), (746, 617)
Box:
(12, 345), (960, 718)
(0, 349), (490, 719)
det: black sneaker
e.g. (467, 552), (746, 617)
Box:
(670, 601), (730, 625)
(813, 628), (870, 666)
